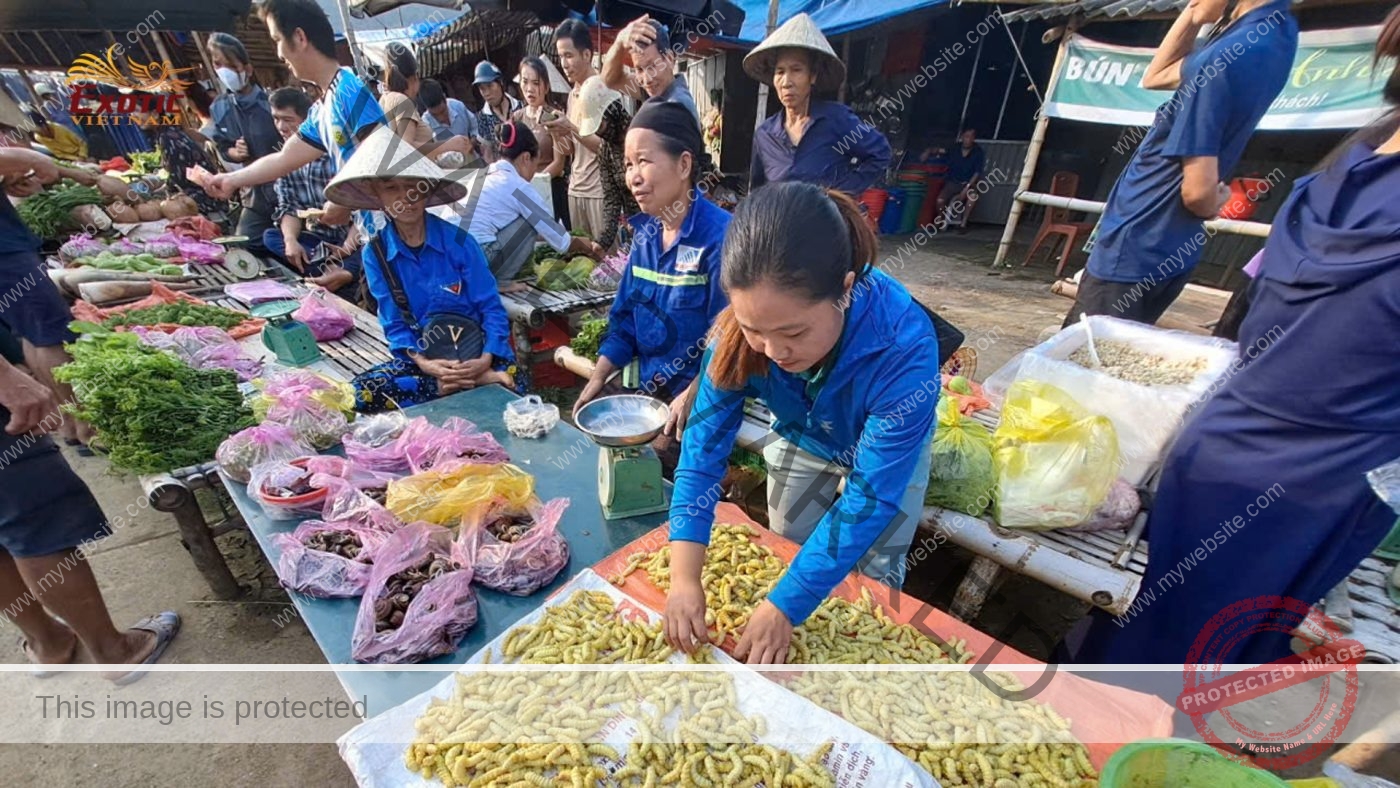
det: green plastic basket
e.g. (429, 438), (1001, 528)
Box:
(1373, 517), (1400, 561)
(1100, 740), (1289, 788)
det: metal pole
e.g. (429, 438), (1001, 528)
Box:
(751, 0), (781, 137)
(335, 0), (366, 75)
(957, 34), (984, 134)
(992, 28), (1071, 268)
(993, 23), (1028, 139)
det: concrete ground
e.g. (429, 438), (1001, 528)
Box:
(1, 228), (1390, 784)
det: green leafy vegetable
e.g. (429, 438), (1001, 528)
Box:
(16, 181), (104, 240)
(925, 397), (996, 517)
(75, 251), (183, 275)
(103, 302), (247, 330)
(570, 315), (608, 361)
(53, 330), (255, 473)
(128, 152), (162, 175)
(535, 255), (597, 291)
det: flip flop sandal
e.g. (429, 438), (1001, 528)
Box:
(109, 611), (181, 687)
(18, 629), (79, 679)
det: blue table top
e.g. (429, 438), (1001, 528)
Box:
(226, 386), (668, 716)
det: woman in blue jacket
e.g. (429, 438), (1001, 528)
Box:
(573, 101), (730, 469)
(665, 181), (941, 664)
(325, 127), (519, 413)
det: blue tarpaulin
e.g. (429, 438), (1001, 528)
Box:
(725, 0), (946, 44)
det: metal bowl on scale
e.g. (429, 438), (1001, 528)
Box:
(574, 395), (669, 448)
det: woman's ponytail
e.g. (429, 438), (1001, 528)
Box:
(1318, 6), (1400, 171)
(825, 187), (878, 276)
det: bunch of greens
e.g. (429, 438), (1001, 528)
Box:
(54, 329), (255, 473)
(76, 251), (183, 275)
(569, 315), (608, 361)
(16, 181), (104, 239)
(729, 447), (767, 479)
(103, 302), (247, 330)
(535, 255), (598, 292)
(128, 152), (163, 175)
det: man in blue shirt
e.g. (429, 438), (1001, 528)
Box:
(1063, 0), (1297, 327)
(205, 0), (386, 232)
(932, 128), (986, 233)
(419, 78), (479, 145)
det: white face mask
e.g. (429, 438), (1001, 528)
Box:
(217, 67), (246, 93)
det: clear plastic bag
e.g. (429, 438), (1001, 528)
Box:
(983, 316), (1236, 485)
(386, 462), (535, 527)
(293, 290), (355, 341)
(1367, 457), (1400, 516)
(249, 460), (328, 521)
(265, 391), (350, 450)
(217, 424), (313, 484)
(993, 380), (1119, 531)
(351, 523), (478, 664)
(133, 325), (263, 382)
(1066, 479), (1141, 532)
(925, 398), (996, 517)
(458, 497), (571, 596)
(346, 412), (410, 449)
(503, 395), (561, 439)
(273, 519), (391, 598)
(224, 279), (297, 306)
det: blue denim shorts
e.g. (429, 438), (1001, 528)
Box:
(0, 249), (76, 347)
(0, 435), (111, 558)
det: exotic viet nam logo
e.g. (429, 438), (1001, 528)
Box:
(65, 45), (196, 126)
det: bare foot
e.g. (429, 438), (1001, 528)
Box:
(98, 630), (158, 681)
(22, 626), (78, 665)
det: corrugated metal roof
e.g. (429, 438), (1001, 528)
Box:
(1001, 0), (1187, 23)
(415, 9), (542, 77)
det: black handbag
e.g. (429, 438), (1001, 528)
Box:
(856, 264), (964, 366)
(370, 236), (485, 361)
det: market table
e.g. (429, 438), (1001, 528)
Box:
(222, 385), (669, 714)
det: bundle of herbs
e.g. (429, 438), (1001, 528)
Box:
(17, 181), (104, 239)
(54, 328), (255, 473)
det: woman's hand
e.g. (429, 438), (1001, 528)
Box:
(283, 235), (308, 272)
(664, 381), (697, 437)
(664, 576), (710, 654)
(320, 201), (353, 227)
(457, 353), (493, 381)
(573, 375), (607, 419)
(734, 601), (793, 665)
(543, 116), (579, 138)
(4, 176), (44, 199)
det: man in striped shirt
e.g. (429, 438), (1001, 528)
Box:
(265, 87), (362, 300)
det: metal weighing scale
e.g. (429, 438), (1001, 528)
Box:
(574, 395), (670, 520)
(210, 235), (263, 280)
(249, 299), (322, 367)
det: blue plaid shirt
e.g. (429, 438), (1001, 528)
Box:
(273, 156), (348, 245)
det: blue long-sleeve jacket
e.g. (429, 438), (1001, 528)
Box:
(598, 195), (730, 396)
(749, 100), (892, 196)
(669, 268), (940, 623)
(361, 214), (513, 362)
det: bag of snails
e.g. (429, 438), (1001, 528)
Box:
(458, 497), (571, 596)
(272, 519), (391, 598)
(351, 523), (479, 664)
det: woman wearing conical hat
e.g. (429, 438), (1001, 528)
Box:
(326, 126), (522, 413)
(745, 13), (890, 196)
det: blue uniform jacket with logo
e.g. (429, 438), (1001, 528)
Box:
(670, 268), (940, 623)
(598, 195), (730, 396)
(361, 214), (513, 362)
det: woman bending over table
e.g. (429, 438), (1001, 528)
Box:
(663, 181), (941, 664)
(325, 127), (520, 413)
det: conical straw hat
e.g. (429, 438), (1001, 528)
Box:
(743, 13), (845, 93)
(324, 125), (468, 211)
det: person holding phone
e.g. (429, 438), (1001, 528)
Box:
(513, 56), (570, 227)
(1062, 0), (1298, 326)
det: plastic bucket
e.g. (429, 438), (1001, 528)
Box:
(900, 186), (925, 233)
(860, 188), (889, 230)
(1100, 740), (1290, 788)
(879, 189), (905, 235)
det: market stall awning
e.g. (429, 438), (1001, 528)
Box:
(0, 0), (251, 33)
(725, 0), (948, 44)
(1001, 0), (1186, 23)
(413, 10), (545, 76)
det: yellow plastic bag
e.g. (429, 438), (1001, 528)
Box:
(386, 462), (535, 526)
(993, 380), (1118, 530)
(250, 370), (356, 419)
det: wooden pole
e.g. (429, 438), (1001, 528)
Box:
(992, 27), (1071, 268)
(191, 32), (222, 95)
(750, 0), (781, 137)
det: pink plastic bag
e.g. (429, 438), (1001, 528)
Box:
(225, 280), (297, 306)
(134, 326), (263, 381)
(272, 519), (391, 598)
(248, 460), (328, 521)
(351, 523), (478, 664)
(293, 291), (355, 341)
(1067, 479), (1142, 532)
(266, 391), (349, 450)
(303, 455), (398, 491)
(216, 424), (313, 484)
(458, 497), (570, 596)
(319, 477), (401, 532)
(403, 416), (510, 473)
